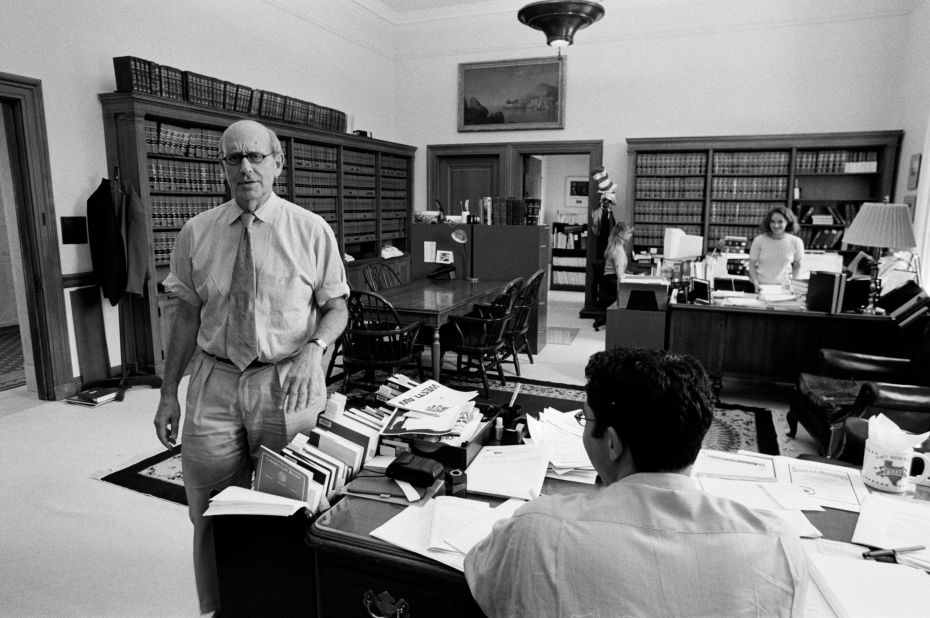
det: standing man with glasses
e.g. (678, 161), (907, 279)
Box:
(154, 119), (348, 615)
(465, 348), (808, 617)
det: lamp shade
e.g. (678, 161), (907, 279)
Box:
(518, 1), (605, 47)
(843, 202), (916, 249)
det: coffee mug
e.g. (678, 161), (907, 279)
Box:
(861, 438), (930, 493)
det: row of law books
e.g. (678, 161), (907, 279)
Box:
(113, 56), (348, 132)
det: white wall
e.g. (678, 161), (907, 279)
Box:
(540, 154), (589, 226)
(394, 0), (916, 227)
(0, 0), (398, 374)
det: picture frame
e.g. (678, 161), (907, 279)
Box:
(564, 176), (589, 208)
(458, 56), (565, 132)
(907, 153), (921, 190)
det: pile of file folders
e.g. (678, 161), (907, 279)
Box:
(252, 374), (499, 513)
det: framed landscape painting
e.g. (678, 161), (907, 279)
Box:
(458, 56), (565, 132)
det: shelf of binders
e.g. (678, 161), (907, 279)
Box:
(550, 222), (586, 291)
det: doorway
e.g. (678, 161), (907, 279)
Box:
(427, 140), (603, 317)
(0, 72), (74, 400)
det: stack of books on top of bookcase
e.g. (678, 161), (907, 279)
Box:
(113, 56), (348, 132)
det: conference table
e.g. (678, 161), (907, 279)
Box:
(377, 278), (507, 380)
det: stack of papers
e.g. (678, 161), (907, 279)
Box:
(526, 406), (596, 484)
(465, 444), (549, 500)
(386, 379), (477, 416)
(370, 496), (525, 572)
(852, 493), (930, 571)
(807, 553), (930, 617)
(381, 380), (479, 439)
(203, 486), (308, 517)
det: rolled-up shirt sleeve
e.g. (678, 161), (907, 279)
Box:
(162, 223), (202, 308)
(312, 222), (350, 307)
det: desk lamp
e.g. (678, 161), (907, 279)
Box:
(451, 228), (478, 282)
(842, 202), (917, 314)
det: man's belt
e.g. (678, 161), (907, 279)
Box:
(202, 350), (273, 370)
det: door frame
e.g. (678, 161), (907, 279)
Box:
(428, 140), (603, 314)
(0, 72), (74, 400)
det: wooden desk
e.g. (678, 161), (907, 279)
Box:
(378, 279), (506, 380)
(666, 304), (920, 383)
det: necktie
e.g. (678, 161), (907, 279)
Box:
(227, 211), (258, 370)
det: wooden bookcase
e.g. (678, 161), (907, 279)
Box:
(99, 92), (416, 375)
(550, 222), (587, 291)
(626, 131), (902, 255)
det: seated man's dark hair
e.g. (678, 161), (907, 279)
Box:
(584, 347), (714, 472)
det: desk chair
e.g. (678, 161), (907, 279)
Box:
(473, 277), (523, 318)
(363, 262), (403, 292)
(443, 313), (512, 399)
(339, 289), (424, 392)
(787, 321), (930, 454)
(501, 269), (544, 376)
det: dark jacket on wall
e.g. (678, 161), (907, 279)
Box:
(86, 178), (149, 305)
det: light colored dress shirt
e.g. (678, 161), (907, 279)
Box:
(464, 472), (808, 618)
(163, 194), (349, 363)
(603, 243), (628, 277)
(749, 233), (805, 285)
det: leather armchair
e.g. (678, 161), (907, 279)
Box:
(827, 382), (930, 465)
(787, 322), (930, 454)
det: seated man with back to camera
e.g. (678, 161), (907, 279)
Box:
(464, 347), (808, 617)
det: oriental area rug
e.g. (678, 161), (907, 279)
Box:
(99, 374), (777, 507)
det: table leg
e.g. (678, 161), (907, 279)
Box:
(432, 328), (441, 380)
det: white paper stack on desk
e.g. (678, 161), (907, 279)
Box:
(526, 406), (597, 484)
(370, 495), (526, 572)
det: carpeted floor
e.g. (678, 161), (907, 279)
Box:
(0, 325), (25, 391)
(100, 374), (778, 507)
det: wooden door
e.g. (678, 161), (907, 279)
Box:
(523, 155), (542, 199)
(434, 155), (500, 216)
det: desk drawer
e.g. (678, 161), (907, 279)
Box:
(314, 542), (484, 617)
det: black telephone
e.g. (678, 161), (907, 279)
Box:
(428, 265), (456, 280)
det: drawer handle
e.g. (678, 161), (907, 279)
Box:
(362, 589), (411, 618)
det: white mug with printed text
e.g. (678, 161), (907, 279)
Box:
(861, 438), (930, 493)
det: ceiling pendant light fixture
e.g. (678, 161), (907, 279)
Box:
(518, 1), (605, 48)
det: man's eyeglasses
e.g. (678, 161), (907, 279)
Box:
(574, 410), (592, 427)
(218, 152), (275, 165)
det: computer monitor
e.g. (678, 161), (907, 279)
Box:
(663, 228), (704, 260)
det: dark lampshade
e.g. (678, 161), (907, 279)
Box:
(518, 1), (605, 48)
(844, 202), (916, 250)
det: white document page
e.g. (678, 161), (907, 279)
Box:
(774, 457), (867, 512)
(427, 496), (490, 552)
(369, 500), (466, 572)
(807, 553), (930, 618)
(852, 493), (930, 569)
(443, 499), (526, 555)
(692, 449), (777, 481)
(465, 444), (549, 500)
(526, 407), (590, 470)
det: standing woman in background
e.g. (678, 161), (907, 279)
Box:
(747, 205), (804, 289)
(594, 222), (634, 329)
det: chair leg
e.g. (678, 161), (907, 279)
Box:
(523, 335), (534, 365)
(786, 406), (798, 438)
(326, 341), (341, 383)
(493, 352), (506, 387)
(415, 354), (425, 382)
(511, 339), (521, 376)
(478, 359), (490, 399)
